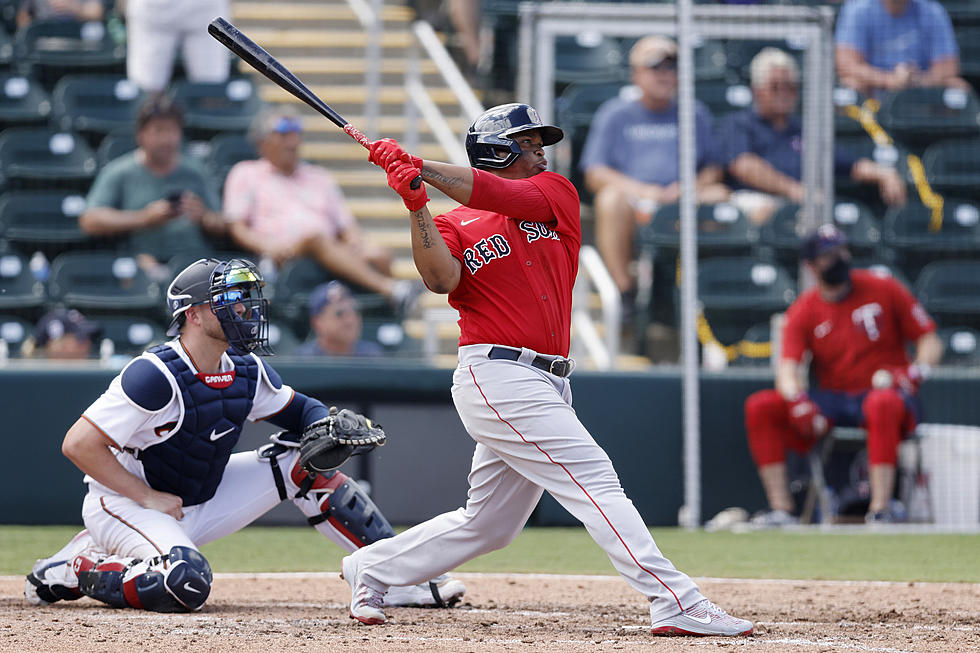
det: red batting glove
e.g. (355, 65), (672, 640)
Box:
(872, 363), (929, 394)
(787, 393), (830, 440)
(369, 138), (422, 171)
(387, 161), (428, 211)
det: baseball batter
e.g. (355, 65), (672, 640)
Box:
(25, 258), (464, 612)
(339, 103), (753, 636)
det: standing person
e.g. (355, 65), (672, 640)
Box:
(24, 257), (464, 612)
(744, 225), (942, 526)
(339, 103), (753, 637)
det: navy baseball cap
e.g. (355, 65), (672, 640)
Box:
(33, 309), (100, 346)
(309, 280), (355, 316)
(801, 223), (848, 261)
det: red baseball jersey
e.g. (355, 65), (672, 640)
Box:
(781, 269), (935, 393)
(434, 169), (581, 356)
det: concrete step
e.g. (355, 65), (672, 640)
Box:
(259, 83), (464, 107)
(232, 2), (413, 24)
(241, 28), (417, 51)
(264, 56), (438, 76)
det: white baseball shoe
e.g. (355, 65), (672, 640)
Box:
(651, 599), (753, 636)
(24, 553), (95, 605)
(341, 555), (386, 625)
(385, 574), (466, 608)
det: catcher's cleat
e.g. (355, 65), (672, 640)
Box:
(651, 599), (753, 637)
(341, 555), (386, 624)
(385, 574), (466, 608)
(24, 555), (92, 606)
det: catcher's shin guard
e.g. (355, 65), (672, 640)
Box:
(77, 546), (212, 612)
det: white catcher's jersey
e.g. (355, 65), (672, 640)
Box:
(81, 339), (293, 498)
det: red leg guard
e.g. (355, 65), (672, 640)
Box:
(862, 389), (907, 465)
(745, 389), (816, 466)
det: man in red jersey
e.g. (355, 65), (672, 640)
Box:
(337, 103), (753, 637)
(744, 224), (942, 526)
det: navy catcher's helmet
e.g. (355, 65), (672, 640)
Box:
(166, 258), (271, 354)
(464, 103), (563, 169)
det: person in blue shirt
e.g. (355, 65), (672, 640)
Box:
(296, 280), (384, 358)
(579, 35), (729, 298)
(835, 0), (966, 95)
(719, 48), (907, 226)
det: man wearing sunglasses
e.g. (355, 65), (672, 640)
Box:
(224, 106), (420, 316)
(297, 281), (384, 358)
(25, 258), (465, 613)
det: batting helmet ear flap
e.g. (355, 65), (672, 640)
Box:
(465, 103), (563, 169)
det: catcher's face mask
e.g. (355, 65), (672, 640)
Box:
(208, 259), (272, 355)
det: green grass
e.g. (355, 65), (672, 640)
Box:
(3, 525), (978, 583)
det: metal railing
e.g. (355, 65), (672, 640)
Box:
(572, 245), (621, 370)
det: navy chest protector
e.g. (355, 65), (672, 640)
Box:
(138, 345), (259, 506)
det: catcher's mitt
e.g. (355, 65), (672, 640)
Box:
(298, 406), (386, 474)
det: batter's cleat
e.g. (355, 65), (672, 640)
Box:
(341, 555), (386, 624)
(24, 554), (94, 606)
(385, 574), (466, 608)
(651, 599), (754, 637)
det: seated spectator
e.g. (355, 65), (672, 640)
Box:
(223, 106), (419, 314)
(579, 35), (729, 298)
(24, 308), (100, 360)
(835, 0), (967, 95)
(296, 281), (383, 358)
(125, 0), (231, 92)
(80, 94), (227, 275)
(719, 48), (907, 226)
(16, 0), (105, 27)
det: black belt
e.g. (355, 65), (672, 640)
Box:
(487, 346), (572, 378)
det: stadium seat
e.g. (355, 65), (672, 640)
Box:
(760, 198), (882, 267)
(169, 78), (261, 139)
(849, 259), (911, 289)
(47, 252), (161, 314)
(832, 85), (867, 136)
(883, 200), (980, 279)
(0, 252), (45, 315)
(272, 257), (334, 330)
(95, 315), (166, 357)
(723, 37), (806, 81)
(940, 1), (980, 28)
(554, 34), (625, 86)
(0, 190), (91, 257)
(834, 133), (909, 200)
(640, 202), (755, 259)
(267, 321), (301, 356)
(955, 28), (980, 90)
(51, 74), (145, 143)
(694, 78), (753, 117)
(95, 127), (135, 167)
(0, 313), (30, 356)
(0, 73), (51, 129)
(362, 318), (422, 357)
(0, 127), (97, 190)
(877, 87), (980, 153)
(937, 327), (980, 367)
(695, 257), (796, 345)
(921, 139), (980, 200)
(13, 18), (126, 87)
(731, 322), (773, 368)
(205, 132), (258, 189)
(913, 260), (980, 328)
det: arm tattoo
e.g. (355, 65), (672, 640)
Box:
(412, 209), (433, 248)
(422, 169), (463, 188)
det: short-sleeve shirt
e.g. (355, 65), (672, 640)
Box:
(578, 97), (720, 185)
(81, 339), (294, 496)
(223, 159), (356, 247)
(85, 151), (222, 260)
(834, 0), (958, 71)
(434, 171), (581, 357)
(294, 338), (383, 357)
(717, 109), (856, 187)
(781, 269), (936, 393)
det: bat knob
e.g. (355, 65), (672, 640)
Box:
(410, 175), (422, 190)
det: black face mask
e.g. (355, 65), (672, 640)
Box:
(819, 254), (851, 286)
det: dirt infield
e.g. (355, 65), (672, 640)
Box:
(3, 573), (979, 652)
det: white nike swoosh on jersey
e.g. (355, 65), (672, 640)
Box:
(183, 582), (202, 594)
(460, 218), (481, 226)
(687, 614), (712, 624)
(209, 427), (234, 441)
(814, 320), (833, 339)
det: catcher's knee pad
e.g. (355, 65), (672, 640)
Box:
(78, 546), (212, 612)
(291, 464), (395, 546)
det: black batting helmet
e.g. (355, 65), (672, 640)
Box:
(464, 103), (563, 169)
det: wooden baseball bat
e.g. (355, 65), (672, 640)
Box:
(207, 17), (421, 189)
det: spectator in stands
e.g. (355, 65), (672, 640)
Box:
(80, 94), (227, 274)
(719, 48), (907, 226)
(25, 308), (100, 360)
(743, 225), (942, 526)
(835, 0), (967, 96)
(16, 0), (105, 27)
(125, 0), (231, 92)
(579, 35), (729, 299)
(297, 281), (383, 358)
(223, 106), (419, 314)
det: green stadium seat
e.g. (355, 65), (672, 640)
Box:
(51, 74), (145, 144)
(850, 259), (911, 289)
(47, 252), (161, 314)
(272, 257), (333, 330)
(95, 314), (166, 356)
(955, 27), (980, 90)
(0, 190), (91, 257)
(267, 321), (301, 356)
(0, 252), (45, 315)
(554, 34), (625, 85)
(206, 132), (257, 189)
(913, 260), (980, 328)
(723, 37), (806, 81)
(939, 1), (980, 28)
(696, 257), (796, 345)
(731, 322), (772, 368)
(877, 87), (980, 153)
(0, 73), (51, 129)
(694, 78), (753, 117)
(760, 198), (882, 268)
(832, 85), (867, 136)
(0, 313), (31, 356)
(362, 318), (422, 357)
(94, 127), (135, 167)
(0, 127), (97, 190)
(922, 139), (980, 200)
(640, 201), (755, 259)
(13, 18), (126, 87)
(883, 199), (980, 279)
(937, 326), (980, 367)
(835, 132), (909, 200)
(169, 78), (261, 139)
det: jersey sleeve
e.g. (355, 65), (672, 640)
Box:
(248, 356), (296, 421)
(434, 215), (463, 261)
(528, 172), (581, 243)
(888, 276), (936, 341)
(780, 298), (810, 363)
(83, 361), (170, 449)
